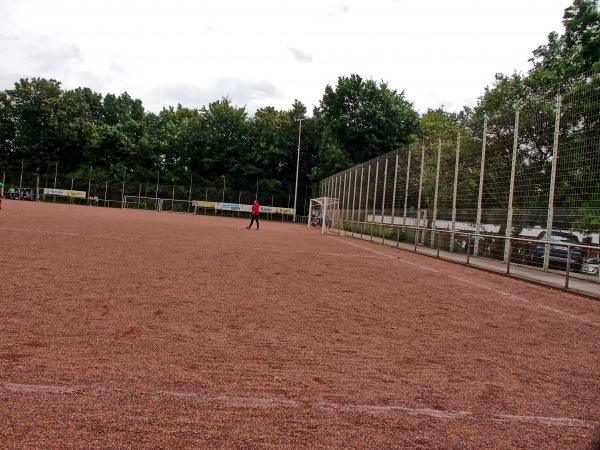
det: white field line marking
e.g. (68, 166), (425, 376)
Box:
(334, 237), (600, 327)
(446, 274), (599, 326)
(1, 382), (78, 394)
(162, 390), (300, 407)
(318, 402), (470, 418)
(1, 382), (597, 429)
(495, 414), (598, 428)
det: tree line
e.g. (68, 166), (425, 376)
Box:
(0, 75), (418, 200)
(0, 0), (598, 206)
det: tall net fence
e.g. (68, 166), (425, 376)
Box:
(320, 68), (600, 280)
(0, 169), (312, 219)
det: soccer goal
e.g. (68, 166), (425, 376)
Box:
(122, 196), (157, 211)
(308, 197), (339, 234)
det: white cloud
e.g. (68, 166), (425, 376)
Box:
(0, 0), (572, 115)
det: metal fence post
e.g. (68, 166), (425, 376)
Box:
(545, 94), (562, 272)
(363, 163), (371, 238)
(381, 156), (388, 225)
(505, 109), (520, 263)
(19, 159), (23, 191)
(156, 171), (159, 200)
(53, 162), (57, 202)
(372, 159), (379, 231)
(391, 152), (399, 225)
(358, 166), (364, 235)
(451, 132), (460, 253)
(352, 168), (358, 226)
(188, 174), (193, 213)
(346, 170), (352, 226)
(416, 140), (426, 249)
(403, 145), (411, 227)
(506, 238), (512, 274)
(122, 169), (127, 208)
(467, 233), (472, 265)
(475, 115), (488, 253)
(87, 166), (92, 206)
(342, 171), (347, 229)
(431, 138), (442, 246)
(334, 175), (340, 230)
(565, 246), (571, 289)
(371, 160), (378, 241)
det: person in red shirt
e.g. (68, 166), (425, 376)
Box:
(246, 200), (260, 230)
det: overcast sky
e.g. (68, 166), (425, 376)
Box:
(1, 0), (572, 116)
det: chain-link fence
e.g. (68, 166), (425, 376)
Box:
(320, 68), (600, 291)
(0, 169), (312, 221)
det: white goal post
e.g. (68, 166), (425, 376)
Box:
(308, 197), (339, 234)
(122, 195), (158, 210)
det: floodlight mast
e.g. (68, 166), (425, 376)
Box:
(222, 175), (226, 203)
(293, 118), (303, 222)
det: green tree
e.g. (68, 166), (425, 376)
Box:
(529, 0), (600, 87)
(196, 97), (254, 189)
(251, 106), (292, 182)
(318, 74), (419, 167)
(0, 91), (16, 166)
(418, 109), (462, 216)
(56, 89), (99, 173)
(90, 92), (146, 175)
(158, 105), (200, 184)
(6, 78), (64, 171)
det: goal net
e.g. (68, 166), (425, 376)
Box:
(308, 197), (339, 234)
(123, 195), (158, 211)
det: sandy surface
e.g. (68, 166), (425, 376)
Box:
(1, 200), (600, 449)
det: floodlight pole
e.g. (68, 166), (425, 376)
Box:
(293, 118), (303, 222)
(19, 159), (23, 190)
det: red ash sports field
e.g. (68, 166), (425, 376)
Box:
(1, 200), (600, 449)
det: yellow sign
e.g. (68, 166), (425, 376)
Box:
(275, 208), (295, 215)
(67, 190), (87, 199)
(43, 188), (87, 198)
(193, 200), (216, 208)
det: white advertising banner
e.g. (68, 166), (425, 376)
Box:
(198, 201), (294, 215)
(43, 188), (87, 199)
(215, 203), (253, 212)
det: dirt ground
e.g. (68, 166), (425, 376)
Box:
(1, 200), (600, 449)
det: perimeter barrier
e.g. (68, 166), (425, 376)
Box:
(320, 68), (600, 296)
(0, 172), (311, 222)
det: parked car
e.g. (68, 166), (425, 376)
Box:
(533, 231), (584, 272)
(582, 258), (600, 276)
(513, 231), (584, 272)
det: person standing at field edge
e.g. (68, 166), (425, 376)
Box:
(247, 200), (260, 230)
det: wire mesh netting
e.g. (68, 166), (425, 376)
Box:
(0, 170), (312, 220)
(320, 68), (600, 276)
